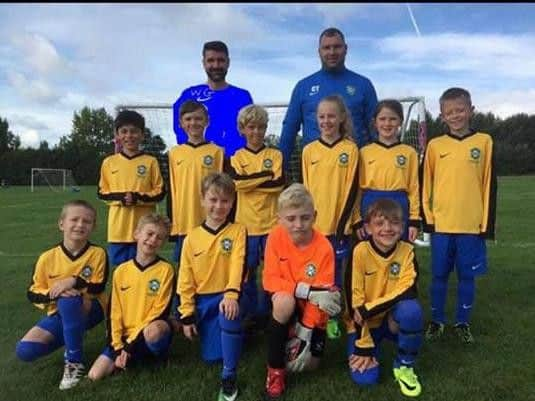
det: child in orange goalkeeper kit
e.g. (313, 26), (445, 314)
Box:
(262, 183), (341, 400)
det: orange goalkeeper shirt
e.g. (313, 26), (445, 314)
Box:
(263, 224), (335, 328)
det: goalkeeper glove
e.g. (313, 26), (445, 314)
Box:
(285, 322), (313, 373)
(295, 282), (342, 316)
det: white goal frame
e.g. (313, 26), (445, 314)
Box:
(31, 168), (71, 192)
(115, 99), (430, 247)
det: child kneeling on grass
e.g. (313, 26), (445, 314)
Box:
(262, 183), (342, 400)
(16, 200), (109, 390)
(347, 198), (423, 397)
(88, 213), (175, 380)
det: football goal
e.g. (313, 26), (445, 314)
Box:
(30, 168), (77, 192)
(114, 98), (430, 246)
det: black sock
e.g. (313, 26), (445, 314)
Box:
(267, 317), (289, 369)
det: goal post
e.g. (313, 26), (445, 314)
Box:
(115, 97), (427, 155)
(115, 97), (430, 246)
(30, 168), (77, 192)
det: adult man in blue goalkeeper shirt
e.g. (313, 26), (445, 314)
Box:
(279, 27), (378, 170)
(173, 41), (253, 157)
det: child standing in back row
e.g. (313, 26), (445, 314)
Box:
(228, 104), (285, 329)
(301, 94), (359, 339)
(422, 87), (497, 343)
(98, 110), (166, 266)
(167, 100), (224, 330)
(353, 99), (421, 242)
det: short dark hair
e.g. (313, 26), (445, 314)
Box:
(374, 99), (404, 122)
(203, 41), (229, 57)
(114, 110), (145, 132)
(439, 87), (472, 108)
(319, 27), (346, 44)
(179, 100), (209, 120)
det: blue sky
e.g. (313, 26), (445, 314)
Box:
(1, 3), (535, 148)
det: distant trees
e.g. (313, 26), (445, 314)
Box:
(0, 107), (167, 185)
(0, 117), (21, 154)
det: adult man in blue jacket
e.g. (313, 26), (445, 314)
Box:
(173, 41), (253, 157)
(279, 28), (378, 170)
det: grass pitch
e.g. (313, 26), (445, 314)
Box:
(1, 176), (534, 401)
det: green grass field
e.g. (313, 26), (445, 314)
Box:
(1, 176), (534, 401)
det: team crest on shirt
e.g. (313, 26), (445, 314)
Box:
(470, 147), (481, 161)
(305, 263), (317, 278)
(263, 159), (273, 170)
(309, 85), (320, 96)
(137, 165), (147, 177)
(396, 155), (407, 168)
(338, 152), (349, 166)
(346, 85), (356, 96)
(81, 265), (93, 279)
(203, 155), (214, 167)
(221, 238), (233, 254)
(148, 279), (160, 294)
(389, 262), (401, 279)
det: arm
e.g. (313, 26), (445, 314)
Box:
(301, 146), (310, 189)
(228, 156), (273, 192)
(224, 226), (247, 300)
(481, 137), (497, 239)
(279, 83), (303, 171)
(97, 158), (125, 206)
(109, 277), (126, 352)
(350, 246), (376, 355)
(256, 150), (286, 192)
(26, 256), (52, 307)
(407, 149), (421, 229)
(336, 146), (360, 240)
(178, 238), (197, 324)
(421, 144), (435, 232)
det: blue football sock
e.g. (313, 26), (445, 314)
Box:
(219, 313), (243, 380)
(456, 277), (475, 325)
(430, 275), (449, 324)
(16, 340), (59, 362)
(57, 296), (84, 363)
(392, 299), (423, 368)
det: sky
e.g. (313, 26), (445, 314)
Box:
(1, 3), (535, 148)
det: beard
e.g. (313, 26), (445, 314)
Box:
(206, 68), (228, 82)
(321, 60), (345, 72)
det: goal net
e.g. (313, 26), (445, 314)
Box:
(116, 98), (427, 181)
(31, 168), (77, 192)
(115, 97), (430, 245)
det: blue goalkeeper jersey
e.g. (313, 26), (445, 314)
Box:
(173, 84), (253, 157)
(279, 67), (377, 169)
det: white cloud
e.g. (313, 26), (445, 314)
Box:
(7, 71), (62, 103)
(19, 129), (40, 148)
(378, 33), (535, 79)
(10, 32), (70, 77)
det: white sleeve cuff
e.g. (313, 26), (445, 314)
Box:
(295, 282), (310, 300)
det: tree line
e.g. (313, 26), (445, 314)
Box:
(0, 106), (534, 186)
